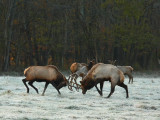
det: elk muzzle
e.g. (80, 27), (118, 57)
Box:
(81, 86), (87, 94)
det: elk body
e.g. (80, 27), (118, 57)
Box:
(117, 66), (133, 84)
(80, 63), (129, 98)
(22, 65), (67, 95)
(70, 62), (87, 74)
(68, 60), (95, 91)
(108, 60), (134, 84)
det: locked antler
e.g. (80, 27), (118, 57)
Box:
(68, 73), (81, 91)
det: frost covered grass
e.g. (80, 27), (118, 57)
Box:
(0, 75), (160, 120)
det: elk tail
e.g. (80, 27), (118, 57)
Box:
(24, 67), (31, 76)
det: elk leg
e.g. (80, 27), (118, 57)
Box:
(22, 79), (29, 93)
(128, 74), (133, 84)
(95, 84), (102, 96)
(130, 75), (133, 84)
(128, 75), (131, 84)
(131, 77), (133, 84)
(51, 81), (61, 94)
(118, 82), (129, 98)
(107, 83), (115, 98)
(42, 82), (49, 96)
(129, 77), (133, 84)
(100, 81), (104, 96)
(57, 81), (66, 90)
(129, 77), (131, 84)
(28, 81), (39, 94)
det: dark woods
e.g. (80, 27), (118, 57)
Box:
(0, 0), (159, 72)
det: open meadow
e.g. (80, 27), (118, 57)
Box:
(0, 75), (160, 120)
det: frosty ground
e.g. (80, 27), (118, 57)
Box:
(0, 75), (160, 120)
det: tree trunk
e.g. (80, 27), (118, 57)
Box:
(3, 0), (15, 71)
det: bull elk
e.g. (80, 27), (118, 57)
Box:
(22, 65), (68, 95)
(80, 63), (129, 98)
(108, 60), (134, 84)
(70, 62), (87, 74)
(68, 60), (95, 91)
(117, 66), (133, 84)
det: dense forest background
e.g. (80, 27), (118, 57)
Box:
(0, 0), (160, 73)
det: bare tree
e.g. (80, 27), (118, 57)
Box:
(3, 0), (16, 71)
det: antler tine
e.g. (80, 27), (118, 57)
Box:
(73, 74), (80, 92)
(67, 73), (81, 91)
(68, 74), (74, 91)
(71, 74), (80, 91)
(69, 74), (75, 90)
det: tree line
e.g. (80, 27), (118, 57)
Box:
(0, 0), (159, 72)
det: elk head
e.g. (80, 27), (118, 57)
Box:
(87, 59), (95, 70)
(80, 76), (95, 94)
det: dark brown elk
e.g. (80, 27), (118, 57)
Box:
(80, 63), (129, 98)
(22, 65), (68, 95)
(68, 60), (95, 91)
(108, 60), (134, 84)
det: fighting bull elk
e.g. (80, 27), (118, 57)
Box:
(68, 60), (95, 91)
(22, 65), (68, 95)
(108, 60), (134, 84)
(80, 63), (129, 98)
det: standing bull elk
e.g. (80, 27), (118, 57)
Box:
(70, 62), (87, 74)
(117, 66), (133, 84)
(22, 65), (68, 95)
(108, 60), (134, 84)
(68, 60), (95, 91)
(70, 59), (95, 74)
(80, 63), (129, 98)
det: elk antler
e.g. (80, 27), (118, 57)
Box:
(108, 60), (117, 65)
(68, 73), (81, 91)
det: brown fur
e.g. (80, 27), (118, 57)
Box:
(119, 70), (124, 83)
(117, 66), (134, 84)
(24, 67), (31, 76)
(70, 62), (87, 73)
(88, 63), (103, 78)
(70, 63), (78, 73)
(68, 60), (95, 91)
(22, 65), (67, 95)
(107, 60), (133, 83)
(128, 66), (133, 71)
(80, 63), (129, 98)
